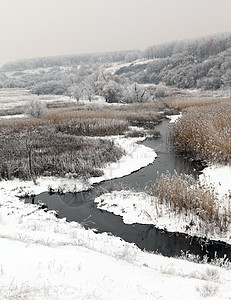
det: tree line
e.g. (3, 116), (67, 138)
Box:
(0, 33), (230, 102)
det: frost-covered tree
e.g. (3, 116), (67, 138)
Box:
(31, 80), (66, 95)
(66, 84), (83, 101)
(125, 51), (141, 63)
(154, 84), (166, 98)
(81, 79), (95, 102)
(25, 99), (46, 118)
(102, 80), (123, 103)
(123, 83), (150, 103)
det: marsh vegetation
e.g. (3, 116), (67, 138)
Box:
(172, 100), (231, 163)
(0, 101), (162, 181)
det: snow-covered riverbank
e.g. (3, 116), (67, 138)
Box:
(95, 164), (231, 243)
(1, 169), (231, 299)
(0, 126), (231, 299)
(1, 191), (230, 299)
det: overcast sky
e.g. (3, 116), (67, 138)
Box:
(0, 0), (231, 66)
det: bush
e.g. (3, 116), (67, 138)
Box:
(25, 99), (47, 118)
(154, 85), (166, 98)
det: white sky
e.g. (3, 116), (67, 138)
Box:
(0, 0), (231, 66)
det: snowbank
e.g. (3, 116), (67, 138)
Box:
(166, 113), (182, 123)
(90, 136), (157, 184)
(0, 114), (27, 119)
(199, 164), (231, 203)
(1, 184), (231, 299)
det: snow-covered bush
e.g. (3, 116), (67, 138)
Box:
(196, 283), (218, 298)
(154, 85), (166, 98)
(25, 99), (47, 118)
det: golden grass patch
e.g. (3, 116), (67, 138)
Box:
(172, 101), (231, 163)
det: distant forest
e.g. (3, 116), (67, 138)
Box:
(0, 33), (230, 102)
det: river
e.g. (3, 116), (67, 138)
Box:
(25, 118), (231, 262)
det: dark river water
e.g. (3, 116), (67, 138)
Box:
(25, 118), (231, 262)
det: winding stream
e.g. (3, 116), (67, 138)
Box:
(25, 118), (231, 261)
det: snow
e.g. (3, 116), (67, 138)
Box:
(166, 113), (182, 123)
(0, 88), (74, 110)
(199, 164), (231, 202)
(1, 186), (231, 299)
(0, 114), (27, 119)
(0, 111), (230, 298)
(105, 58), (158, 74)
(90, 136), (157, 184)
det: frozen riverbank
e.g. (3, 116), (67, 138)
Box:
(1, 176), (231, 299)
(95, 164), (231, 244)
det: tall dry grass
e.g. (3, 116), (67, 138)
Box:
(0, 101), (163, 181)
(0, 126), (124, 180)
(167, 98), (225, 110)
(0, 105), (132, 180)
(0, 110), (129, 137)
(173, 101), (231, 163)
(0, 101), (163, 136)
(148, 171), (230, 232)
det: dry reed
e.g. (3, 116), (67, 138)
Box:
(172, 101), (231, 163)
(149, 171), (230, 232)
(165, 98), (226, 110)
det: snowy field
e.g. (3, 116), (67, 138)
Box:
(0, 110), (231, 298)
(0, 88), (73, 111)
(1, 164), (231, 299)
(1, 191), (231, 299)
(104, 58), (158, 74)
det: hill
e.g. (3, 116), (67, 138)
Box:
(0, 33), (230, 101)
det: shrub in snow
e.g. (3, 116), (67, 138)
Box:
(25, 99), (47, 118)
(154, 85), (166, 98)
(196, 283), (218, 298)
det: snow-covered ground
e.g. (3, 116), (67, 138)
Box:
(0, 113), (231, 298)
(90, 135), (157, 184)
(199, 165), (231, 206)
(0, 114), (27, 119)
(1, 189), (231, 299)
(104, 58), (158, 74)
(95, 164), (231, 243)
(166, 113), (182, 123)
(1, 168), (231, 299)
(0, 88), (73, 111)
